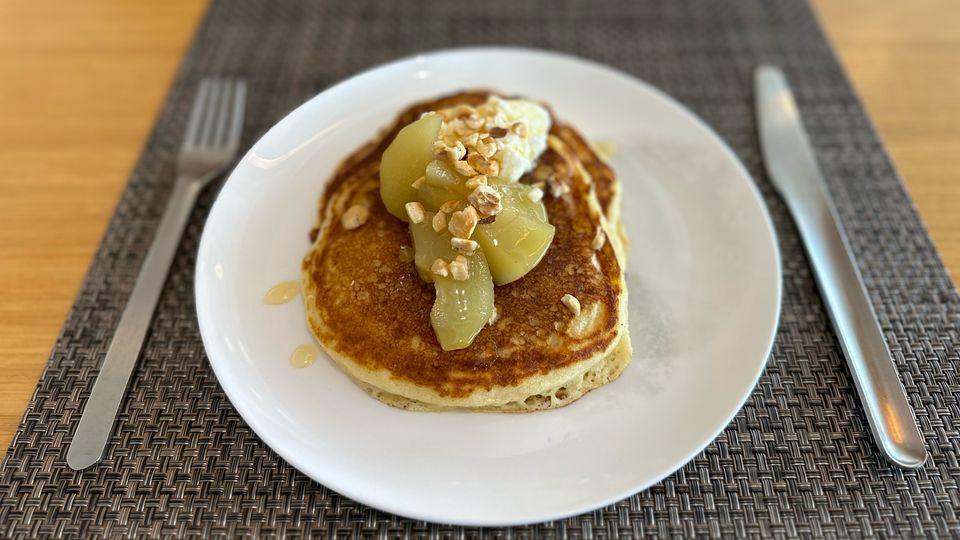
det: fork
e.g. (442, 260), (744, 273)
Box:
(67, 78), (247, 470)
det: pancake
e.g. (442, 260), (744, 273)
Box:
(302, 91), (630, 411)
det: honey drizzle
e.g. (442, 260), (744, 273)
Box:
(290, 344), (318, 368)
(263, 281), (299, 305)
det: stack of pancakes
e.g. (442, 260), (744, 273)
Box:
(302, 92), (630, 412)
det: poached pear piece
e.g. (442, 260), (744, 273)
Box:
(379, 113), (442, 220)
(377, 95), (556, 349)
(474, 184), (554, 285)
(409, 216), (495, 351)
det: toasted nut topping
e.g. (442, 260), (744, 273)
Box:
(411, 176), (426, 189)
(453, 120), (473, 136)
(469, 185), (503, 217)
(468, 152), (500, 177)
(432, 211), (447, 233)
(476, 140), (498, 159)
(461, 132), (480, 149)
(449, 255), (470, 281)
(439, 199), (462, 213)
(592, 226), (606, 250)
(448, 205), (479, 239)
(454, 160), (477, 177)
(511, 122), (528, 136)
(405, 202), (425, 224)
(527, 186), (544, 203)
(432, 140), (448, 160)
(534, 164), (553, 181)
(430, 258), (450, 278)
(451, 237), (479, 256)
(489, 126), (508, 138)
(561, 294), (581, 316)
(444, 141), (466, 162)
(548, 177), (570, 198)
(341, 204), (369, 230)
(399, 245), (415, 263)
(488, 304), (499, 325)
(465, 174), (488, 191)
(465, 115), (484, 130)
(451, 104), (474, 118)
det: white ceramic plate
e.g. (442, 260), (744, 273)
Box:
(196, 48), (781, 526)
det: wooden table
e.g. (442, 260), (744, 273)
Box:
(1, 1), (958, 449)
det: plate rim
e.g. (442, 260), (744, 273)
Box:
(195, 45), (783, 526)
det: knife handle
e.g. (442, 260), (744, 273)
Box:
(785, 181), (927, 468)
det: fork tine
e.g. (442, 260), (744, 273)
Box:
(226, 80), (247, 150)
(183, 79), (213, 149)
(211, 78), (234, 148)
(197, 77), (223, 148)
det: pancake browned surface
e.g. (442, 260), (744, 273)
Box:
(302, 91), (629, 411)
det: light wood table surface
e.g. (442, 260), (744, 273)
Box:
(1, 1), (958, 449)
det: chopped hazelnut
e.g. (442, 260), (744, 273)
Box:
(411, 176), (425, 189)
(444, 141), (466, 162)
(465, 115), (484, 130)
(467, 152), (500, 177)
(548, 177), (570, 198)
(511, 122), (528, 136)
(439, 199), (462, 214)
(489, 126), (508, 138)
(451, 104), (474, 118)
(449, 256), (470, 281)
(454, 160), (477, 177)
(469, 185), (503, 217)
(461, 132), (480, 149)
(405, 201), (425, 224)
(592, 226), (606, 250)
(561, 294), (581, 316)
(526, 186), (544, 203)
(451, 237), (479, 256)
(430, 258), (450, 278)
(432, 211), (447, 233)
(432, 140), (448, 160)
(476, 140), (498, 159)
(448, 205), (479, 239)
(341, 204), (369, 230)
(465, 174), (488, 191)
(454, 120), (473, 136)
(488, 304), (499, 325)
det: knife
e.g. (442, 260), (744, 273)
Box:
(755, 66), (927, 468)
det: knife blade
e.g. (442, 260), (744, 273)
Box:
(755, 65), (927, 468)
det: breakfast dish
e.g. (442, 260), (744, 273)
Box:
(196, 48), (780, 524)
(301, 91), (631, 411)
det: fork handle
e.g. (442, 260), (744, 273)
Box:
(67, 176), (202, 470)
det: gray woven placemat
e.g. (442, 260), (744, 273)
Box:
(3, 0), (959, 537)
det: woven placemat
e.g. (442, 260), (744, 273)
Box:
(3, 0), (959, 537)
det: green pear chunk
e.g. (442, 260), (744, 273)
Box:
(474, 184), (555, 285)
(409, 215), (495, 351)
(379, 114), (442, 221)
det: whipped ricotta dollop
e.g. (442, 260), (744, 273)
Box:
(435, 96), (551, 182)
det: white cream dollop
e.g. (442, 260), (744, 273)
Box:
(435, 96), (551, 182)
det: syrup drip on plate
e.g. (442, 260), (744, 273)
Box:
(263, 281), (299, 304)
(290, 344), (318, 368)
